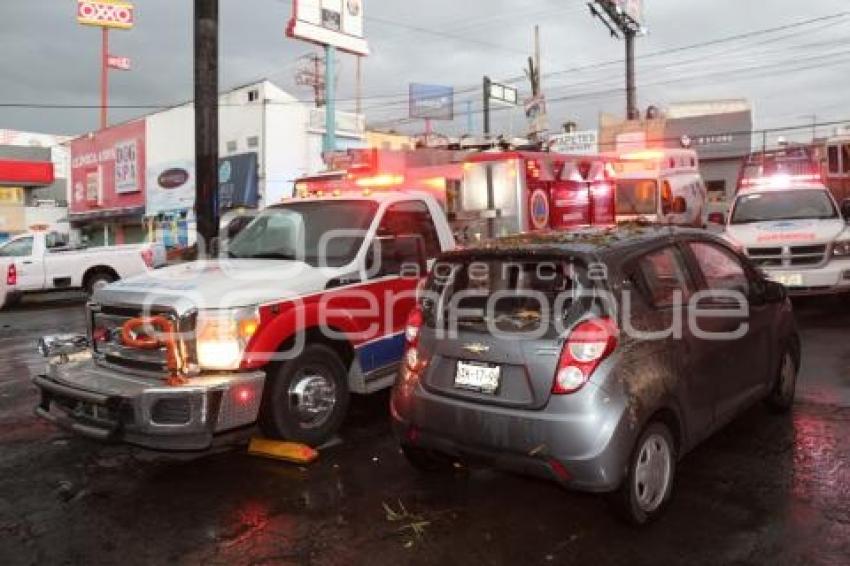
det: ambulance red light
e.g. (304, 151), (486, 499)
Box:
(354, 174), (404, 188)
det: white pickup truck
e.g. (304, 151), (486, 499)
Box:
(33, 192), (456, 450)
(0, 229), (166, 308)
(723, 178), (850, 295)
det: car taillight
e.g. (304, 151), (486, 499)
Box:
(6, 264), (16, 286)
(405, 307), (423, 345)
(141, 248), (154, 268)
(402, 307), (427, 377)
(553, 317), (618, 394)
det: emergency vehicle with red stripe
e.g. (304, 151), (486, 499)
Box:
(32, 145), (622, 451)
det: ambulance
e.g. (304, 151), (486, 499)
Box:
(723, 173), (850, 295)
(611, 149), (708, 227)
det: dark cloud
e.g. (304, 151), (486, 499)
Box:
(0, 0), (848, 144)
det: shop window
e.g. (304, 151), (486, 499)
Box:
(827, 145), (840, 175)
(843, 144), (850, 174)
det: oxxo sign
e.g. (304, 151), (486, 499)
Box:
(77, 1), (135, 29)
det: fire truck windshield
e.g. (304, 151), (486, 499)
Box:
(228, 200), (379, 266)
(615, 180), (657, 215)
(731, 189), (838, 224)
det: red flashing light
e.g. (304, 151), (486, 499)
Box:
(6, 264), (16, 286)
(236, 386), (253, 405)
(553, 317), (618, 394)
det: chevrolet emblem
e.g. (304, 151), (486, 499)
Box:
(462, 343), (490, 354)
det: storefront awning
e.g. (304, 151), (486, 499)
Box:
(69, 206), (145, 224)
(0, 159), (54, 186)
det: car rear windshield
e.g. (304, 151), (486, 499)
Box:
(616, 180), (657, 215)
(422, 256), (589, 334)
(730, 189), (837, 224)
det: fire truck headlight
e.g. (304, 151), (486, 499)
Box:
(196, 307), (260, 371)
(832, 239), (850, 258)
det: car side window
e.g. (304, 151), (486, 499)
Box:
(377, 200), (441, 259)
(0, 237), (34, 257)
(635, 246), (694, 308)
(689, 241), (749, 296)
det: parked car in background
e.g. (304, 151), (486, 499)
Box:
(391, 226), (799, 524)
(0, 227), (166, 308)
(723, 175), (850, 296)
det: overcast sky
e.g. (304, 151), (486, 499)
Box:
(1, 0), (849, 144)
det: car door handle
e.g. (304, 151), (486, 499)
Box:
(22, 260), (33, 265)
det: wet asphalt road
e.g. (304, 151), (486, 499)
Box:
(0, 294), (848, 566)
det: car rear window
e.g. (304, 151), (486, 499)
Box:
(422, 256), (588, 334)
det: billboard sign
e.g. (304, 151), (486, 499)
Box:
(77, 1), (135, 30)
(614, 0), (643, 26)
(549, 130), (599, 155)
(287, 0), (369, 56)
(488, 81), (519, 106)
(146, 161), (195, 216)
(409, 84), (454, 121)
(107, 55), (131, 70)
(219, 153), (260, 211)
(70, 120), (146, 215)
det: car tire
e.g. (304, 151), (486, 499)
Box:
(615, 421), (677, 526)
(765, 344), (798, 413)
(401, 445), (456, 473)
(259, 344), (350, 447)
(85, 271), (117, 296)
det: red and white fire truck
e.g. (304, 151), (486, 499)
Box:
(458, 150), (617, 241)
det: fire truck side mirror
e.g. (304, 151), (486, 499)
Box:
(841, 199), (850, 221)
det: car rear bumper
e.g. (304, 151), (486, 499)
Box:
(390, 383), (634, 492)
(34, 353), (266, 451)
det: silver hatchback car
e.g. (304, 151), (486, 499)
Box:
(391, 226), (800, 524)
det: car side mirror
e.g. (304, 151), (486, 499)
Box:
(841, 198), (850, 221)
(707, 212), (726, 225)
(671, 196), (688, 215)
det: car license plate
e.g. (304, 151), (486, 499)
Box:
(771, 273), (803, 287)
(454, 361), (500, 394)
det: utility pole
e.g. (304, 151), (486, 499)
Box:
(295, 53), (326, 107)
(525, 25), (546, 141)
(589, 1), (643, 120)
(323, 45), (337, 155)
(355, 56), (362, 116)
(194, 0), (219, 255)
(483, 75), (492, 138)
(101, 28), (109, 129)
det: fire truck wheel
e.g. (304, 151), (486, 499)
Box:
(260, 344), (350, 447)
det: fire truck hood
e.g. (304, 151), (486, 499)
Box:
(725, 218), (848, 247)
(95, 259), (340, 312)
